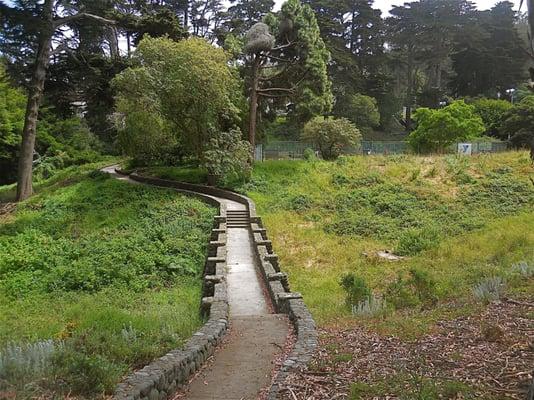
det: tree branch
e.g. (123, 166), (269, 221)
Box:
(54, 13), (116, 28)
(257, 87), (294, 93)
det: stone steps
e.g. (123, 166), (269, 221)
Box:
(226, 210), (250, 228)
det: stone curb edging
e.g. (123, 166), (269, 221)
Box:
(122, 170), (318, 399)
(112, 169), (230, 400)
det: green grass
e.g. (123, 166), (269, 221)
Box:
(241, 152), (534, 335)
(141, 165), (208, 185)
(0, 165), (216, 397)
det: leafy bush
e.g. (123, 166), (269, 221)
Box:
(334, 93), (380, 134)
(301, 117), (361, 160)
(201, 128), (252, 185)
(472, 277), (506, 303)
(471, 98), (513, 138)
(396, 227), (440, 256)
(51, 348), (123, 395)
(303, 147), (317, 161)
(340, 273), (371, 307)
(408, 100), (485, 153)
(0, 177), (215, 297)
(500, 95), (534, 156)
(386, 269), (437, 309)
(113, 36), (245, 168)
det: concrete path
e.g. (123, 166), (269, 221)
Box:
(103, 166), (289, 400)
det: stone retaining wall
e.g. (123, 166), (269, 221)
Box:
(114, 170), (318, 399)
(113, 170), (230, 400)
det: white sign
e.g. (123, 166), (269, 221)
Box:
(458, 143), (472, 155)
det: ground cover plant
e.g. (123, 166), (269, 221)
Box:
(240, 151), (534, 398)
(0, 164), (216, 398)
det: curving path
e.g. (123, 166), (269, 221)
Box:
(103, 166), (289, 400)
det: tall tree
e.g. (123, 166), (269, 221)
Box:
(451, 1), (529, 97)
(0, 1), (115, 201)
(244, 0), (333, 150)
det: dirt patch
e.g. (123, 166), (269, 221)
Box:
(276, 300), (533, 399)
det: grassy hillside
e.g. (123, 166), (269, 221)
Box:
(242, 152), (534, 335)
(0, 163), (216, 398)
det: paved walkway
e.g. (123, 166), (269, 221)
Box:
(103, 166), (289, 400)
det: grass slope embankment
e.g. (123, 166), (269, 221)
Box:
(0, 163), (216, 398)
(243, 152), (534, 399)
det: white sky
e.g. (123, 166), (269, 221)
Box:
(273, 0), (524, 15)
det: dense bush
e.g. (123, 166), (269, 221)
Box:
(202, 129), (252, 185)
(500, 95), (534, 158)
(334, 93), (380, 134)
(408, 100), (485, 153)
(301, 116), (361, 160)
(340, 273), (371, 307)
(0, 175), (215, 297)
(471, 98), (513, 138)
(0, 64), (104, 185)
(113, 36), (249, 172)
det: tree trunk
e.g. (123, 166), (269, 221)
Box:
(108, 27), (120, 58)
(126, 32), (131, 57)
(248, 54), (261, 154)
(16, 0), (54, 201)
(405, 53), (414, 132)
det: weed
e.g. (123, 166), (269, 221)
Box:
(340, 274), (371, 307)
(0, 340), (61, 385)
(351, 295), (388, 317)
(512, 261), (534, 278)
(396, 227), (440, 256)
(472, 277), (506, 303)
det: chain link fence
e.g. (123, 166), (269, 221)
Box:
(255, 140), (508, 161)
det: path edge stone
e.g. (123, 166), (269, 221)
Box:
(111, 168), (230, 400)
(123, 169), (318, 399)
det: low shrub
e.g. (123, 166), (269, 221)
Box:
(386, 269), (438, 309)
(340, 273), (371, 307)
(351, 295), (388, 317)
(396, 228), (440, 256)
(472, 277), (506, 303)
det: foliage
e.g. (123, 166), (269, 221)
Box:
(202, 129), (252, 185)
(471, 98), (513, 138)
(0, 63), (105, 186)
(0, 166), (214, 395)
(0, 63), (25, 184)
(0, 340), (61, 384)
(244, 22), (275, 53)
(386, 269), (437, 309)
(334, 93), (381, 134)
(242, 152), (534, 332)
(472, 277), (506, 303)
(408, 101), (485, 153)
(247, 0), (333, 129)
(113, 36), (244, 167)
(351, 295), (387, 318)
(512, 261), (534, 278)
(340, 273), (371, 307)
(301, 117), (361, 160)
(500, 96), (534, 152)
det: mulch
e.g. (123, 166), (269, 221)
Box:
(276, 300), (534, 399)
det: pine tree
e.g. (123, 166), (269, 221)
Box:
(244, 0), (333, 150)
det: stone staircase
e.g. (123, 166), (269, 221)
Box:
(226, 209), (250, 228)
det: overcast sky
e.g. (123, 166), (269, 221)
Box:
(273, 0), (524, 14)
